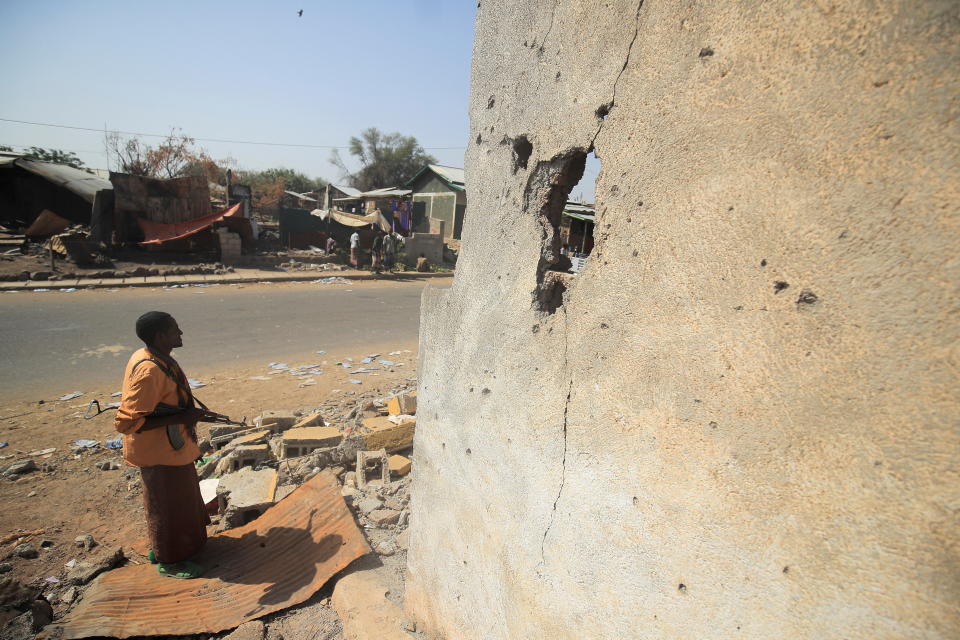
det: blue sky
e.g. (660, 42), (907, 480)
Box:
(0, 1), (599, 200)
(0, 1), (476, 183)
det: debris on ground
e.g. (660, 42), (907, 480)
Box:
(1, 346), (420, 638)
(48, 472), (369, 638)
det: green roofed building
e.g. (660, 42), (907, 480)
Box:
(406, 164), (466, 240)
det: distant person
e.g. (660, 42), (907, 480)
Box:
(349, 231), (360, 267)
(114, 312), (219, 579)
(325, 235), (336, 255)
(416, 253), (430, 272)
(383, 233), (396, 271)
(371, 231), (384, 273)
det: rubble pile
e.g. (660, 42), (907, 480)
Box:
(0, 374), (419, 637)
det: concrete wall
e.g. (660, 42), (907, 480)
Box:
(404, 233), (443, 267)
(406, 1), (959, 639)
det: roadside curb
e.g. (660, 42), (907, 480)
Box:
(0, 270), (454, 292)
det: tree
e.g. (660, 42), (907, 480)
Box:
(105, 129), (196, 178)
(330, 127), (435, 192)
(19, 147), (87, 169)
(237, 168), (326, 211)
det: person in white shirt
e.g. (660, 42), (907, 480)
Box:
(349, 231), (360, 268)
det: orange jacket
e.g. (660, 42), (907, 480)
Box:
(114, 348), (201, 467)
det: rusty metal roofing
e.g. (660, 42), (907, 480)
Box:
(47, 471), (370, 639)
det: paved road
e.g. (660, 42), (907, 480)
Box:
(0, 280), (443, 401)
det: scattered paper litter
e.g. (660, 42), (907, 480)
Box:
(367, 354), (381, 359)
(361, 357), (374, 364)
(28, 447), (57, 456)
(59, 288), (77, 293)
(268, 362), (289, 370)
(388, 414), (415, 424)
(105, 401), (120, 408)
(379, 360), (397, 366)
(299, 379), (317, 387)
(347, 379), (363, 385)
(313, 277), (353, 285)
(65, 559), (76, 568)
(388, 351), (402, 356)
(73, 439), (99, 449)
(341, 363), (352, 369)
(188, 378), (206, 389)
(315, 350), (327, 355)
(295, 364), (321, 370)
(33, 288), (50, 292)
(111, 391), (122, 397)
(349, 368), (378, 374)
(59, 392), (83, 401)
(250, 376), (271, 381)
(104, 439), (123, 450)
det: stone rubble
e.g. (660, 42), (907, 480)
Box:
(0, 357), (419, 638)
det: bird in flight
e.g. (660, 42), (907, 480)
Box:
(297, 9), (303, 17)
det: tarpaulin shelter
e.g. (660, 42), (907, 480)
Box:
(311, 208), (392, 233)
(138, 203), (242, 246)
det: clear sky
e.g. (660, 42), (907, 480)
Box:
(0, 1), (476, 183)
(0, 0), (599, 200)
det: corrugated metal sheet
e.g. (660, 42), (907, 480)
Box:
(331, 184), (361, 197)
(429, 164), (465, 187)
(13, 159), (112, 204)
(48, 471), (370, 639)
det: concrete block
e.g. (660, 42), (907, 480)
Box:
(217, 467), (277, 527)
(368, 509), (400, 526)
(257, 410), (298, 432)
(292, 412), (325, 428)
(332, 569), (409, 640)
(222, 620), (265, 640)
(388, 455), (411, 477)
(361, 417), (415, 453)
(387, 392), (417, 416)
(281, 426), (342, 458)
(225, 430), (271, 448)
(358, 497), (383, 515)
(356, 449), (389, 489)
(229, 444), (273, 471)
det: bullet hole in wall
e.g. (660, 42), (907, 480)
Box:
(512, 135), (533, 172)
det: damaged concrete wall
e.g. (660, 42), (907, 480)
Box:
(406, 1), (959, 638)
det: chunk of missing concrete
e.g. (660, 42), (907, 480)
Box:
(361, 416), (415, 453)
(332, 569), (410, 640)
(386, 392), (417, 417)
(388, 454), (411, 477)
(217, 467), (278, 528)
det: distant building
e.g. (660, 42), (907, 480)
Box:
(406, 164), (466, 240)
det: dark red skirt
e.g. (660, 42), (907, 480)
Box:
(141, 464), (210, 563)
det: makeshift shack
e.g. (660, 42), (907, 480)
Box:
(0, 155), (113, 235)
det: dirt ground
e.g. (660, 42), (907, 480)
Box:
(0, 340), (420, 637)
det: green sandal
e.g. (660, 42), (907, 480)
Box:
(158, 560), (205, 579)
(147, 550), (157, 564)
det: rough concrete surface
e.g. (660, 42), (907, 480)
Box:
(406, 1), (959, 638)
